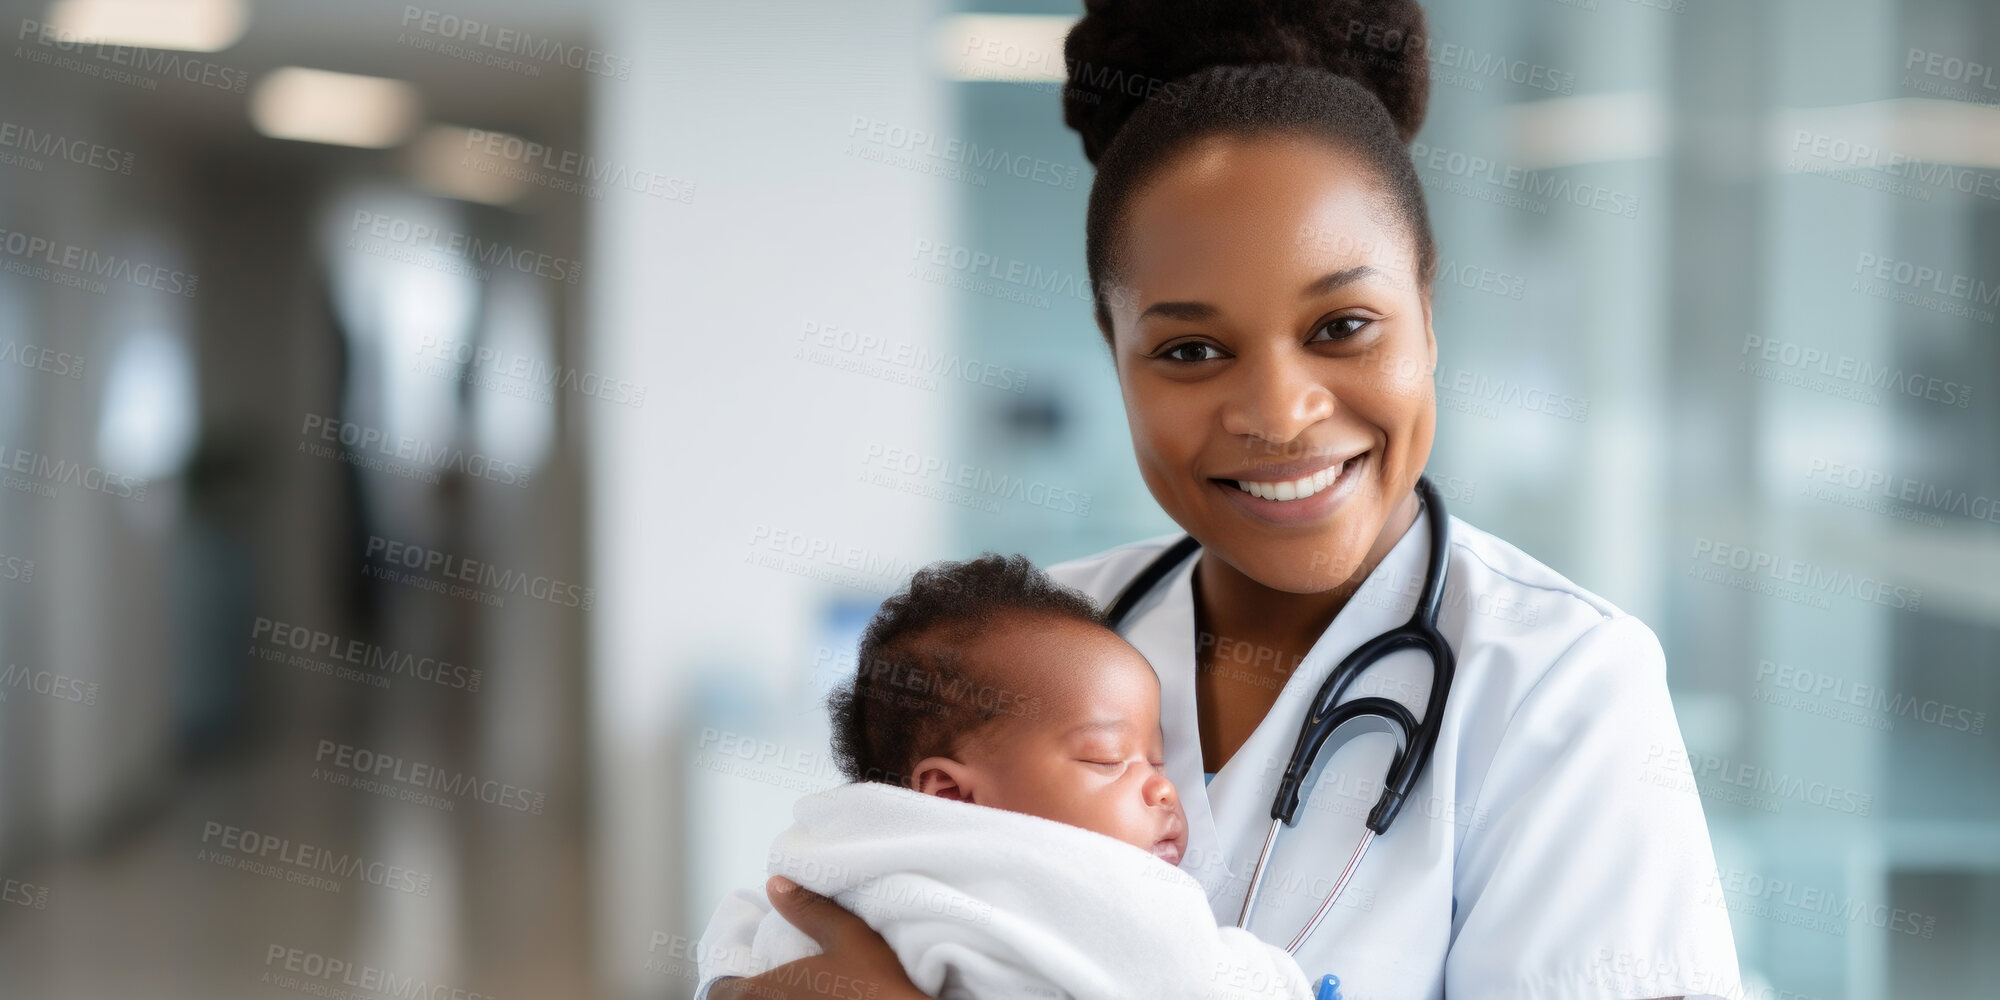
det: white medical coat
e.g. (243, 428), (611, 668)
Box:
(1040, 497), (1743, 1000)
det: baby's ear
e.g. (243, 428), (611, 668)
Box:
(911, 756), (976, 802)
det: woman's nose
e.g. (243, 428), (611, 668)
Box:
(1218, 348), (1338, 445)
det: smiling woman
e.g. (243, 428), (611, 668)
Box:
(1029, 2), (1739, 998)
(1103, 132), (1444, 773)
(1111, 135), (1437, 592)
(708, 2), (1740, 999)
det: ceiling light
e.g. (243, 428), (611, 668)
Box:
(934, 14), (1073, 82)
(408, 125), (531, 206)
(250, 68), (420, 149)
(45, 0), (247, 53)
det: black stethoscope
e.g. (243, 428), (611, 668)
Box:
(1102, 475), (1457, 954)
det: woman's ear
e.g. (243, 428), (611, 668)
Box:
(1422, 295), (1437, 372)
(911, 756), (979, 802)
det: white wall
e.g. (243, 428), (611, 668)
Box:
(584, 2), (952, 997)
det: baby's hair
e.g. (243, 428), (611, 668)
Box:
(827, 553), (1106, 786)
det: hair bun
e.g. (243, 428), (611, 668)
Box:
(1062, 0), (1431, 164)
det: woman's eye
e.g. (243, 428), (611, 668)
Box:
(1310, 316), (1371, 341)
(1158, 341), (1222, 363)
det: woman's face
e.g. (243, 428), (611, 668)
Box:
(1105, 134), (1438, 594)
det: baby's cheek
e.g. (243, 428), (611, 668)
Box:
(1120, 801), (1162, 844)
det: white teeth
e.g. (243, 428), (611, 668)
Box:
(1234, 458), (1353, 502)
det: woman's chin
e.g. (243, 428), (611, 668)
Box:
(1208, 535), (1370, 595)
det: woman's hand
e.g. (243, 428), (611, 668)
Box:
(709, 876), (933, 1000)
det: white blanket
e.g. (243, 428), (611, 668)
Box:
(696, 781), (1311, 1000)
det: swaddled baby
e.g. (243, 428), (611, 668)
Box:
(694, 554), (1311, 1000)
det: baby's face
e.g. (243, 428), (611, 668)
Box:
(911, 615), (1189, 866)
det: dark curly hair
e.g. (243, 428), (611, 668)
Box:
(827, 553), (1107, 787)
(1062, 0), (1439, 338)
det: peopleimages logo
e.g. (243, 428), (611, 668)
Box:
(1689, 538), (1922, 611)
(412, 334), (647, 407)
(1643, 745), (1874, 817)
(363, 536), (594, 611)
(795, 319), (1029, 394)
(0, 663), (100, 705)
(399, 5), (631, 79)
(314, 740), (545, 814)
(908, 239), (1138, 312)
(1804, 458), (1999, 525)
(846, 116), (1080, 189)
(2, 878), (49, 909)
(0, 120), (134, 174)
(1904, 47), (1999, 92)
(1789, 130), (2000, 203)
(1345, 20), (1576, 95)
(1408, 141), (1639, 219)
(1754, 659), (1984, 734)
(263, 943), (495, 1000)
(199, 821), (433, 895)
(0, 442), (147, 500)
(858, 444), (1092, 516)
(14, 18), (251, 93)
(1, 339), (84, 379)
(1702, 867), (1935, 938)
(0, 224), (197, 296)
(347, 210), (582, 284)
(251, 617), (482, 691)
(459, 129), (693, 203)
(299, 413), (531, 488)
(1855, 252), (2000, 308)
(1740, 335), (1972, 408)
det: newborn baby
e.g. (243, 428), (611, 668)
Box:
(694, 554), (1311, 1000)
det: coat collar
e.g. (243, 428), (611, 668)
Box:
(1115, 494), (1440, 916)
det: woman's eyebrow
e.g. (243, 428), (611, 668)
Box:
(1135, 265), (1382, 323)
(1300, 264), (1380, 298)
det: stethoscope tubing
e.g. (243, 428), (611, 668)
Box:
(1102, 476), (1457, 952)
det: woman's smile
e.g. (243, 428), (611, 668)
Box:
(1211, 450), (1371, 526)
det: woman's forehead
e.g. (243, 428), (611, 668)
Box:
(1118, 138), (1414, 287)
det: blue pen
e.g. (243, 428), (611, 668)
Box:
(1313, 973), (1341, 1000)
